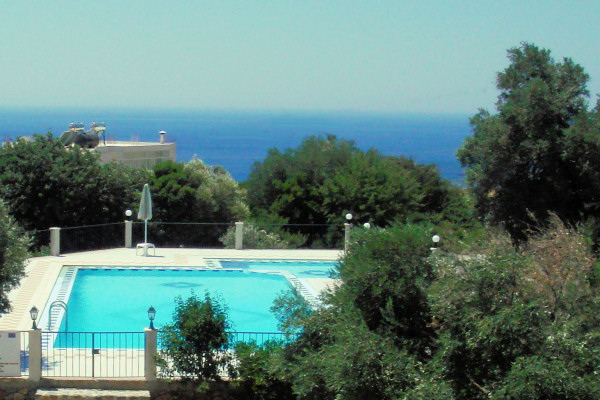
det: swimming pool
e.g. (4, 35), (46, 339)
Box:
(44, 259), (338, 335)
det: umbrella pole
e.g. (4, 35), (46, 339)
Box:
(144, 219), (148, 256)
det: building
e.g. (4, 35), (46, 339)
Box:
(60, 124), (176, 170)
(94, 132), (176, 170)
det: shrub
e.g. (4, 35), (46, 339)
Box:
(219, 223), (293, 249)
(231, 341), (295, 400)
(156, 292), (233, 382)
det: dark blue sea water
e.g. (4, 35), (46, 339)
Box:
(0, 107), (471, 183)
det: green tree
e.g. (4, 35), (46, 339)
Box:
(149, 159), (249, 246)
(247, 135), (467, 247)
(157, 292), (233, 381)
(272, 218), (600, 399)
(457, 43), (600, 242)
(0, 133), (148, 250)
(0, 199), (30, 314)
(272, 223), (447, 399)
(429, 218), (600, 399)
(336, 224), (437, 355)
(232, 341), (296, 400)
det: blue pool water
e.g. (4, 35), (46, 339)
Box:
(219, 260), (336, 278)
(58, 260), (337, 334)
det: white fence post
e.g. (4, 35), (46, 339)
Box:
(235, 221), (244, 250)
(144, 328), (157, 381)
(29, 329), (42, 382)
(125, 220), (133, 248)
(344, 223), (351, 252)
(50, 227), (60, 256)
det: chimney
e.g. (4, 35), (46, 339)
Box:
(159, 131), (166, 144)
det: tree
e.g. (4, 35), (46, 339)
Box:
(149, 159), (250, 246)
(156, 292), (233, 381)
(272, 218), (600, 399)
(457, 43), (600, 242)
(247, 135), (468, 247)
(272, 223), (448, 399)
(429, 218), (600, 399)
(0, 133), (149, 250)
(0, 199), (30, 314)
(232, 341), (296, 400)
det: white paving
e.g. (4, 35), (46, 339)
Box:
(0, 247), (343, 331)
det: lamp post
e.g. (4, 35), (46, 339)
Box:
(125, 209), (134, 248)
(30, 306), (39, 330)
(148, 306), (156, 329)
(431, 235), (440, 252)
(344, 213), (353, 252)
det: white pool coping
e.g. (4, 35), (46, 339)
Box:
(0, 247), (343, 331)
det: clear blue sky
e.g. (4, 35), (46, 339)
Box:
(1, 1), (599, 114)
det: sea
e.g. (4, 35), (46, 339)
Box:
(0, 108), (472, 184)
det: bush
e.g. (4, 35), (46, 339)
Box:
(219, 223), (294, 249)
(157, 292), (233, 382)
(231, 341), (295, 400)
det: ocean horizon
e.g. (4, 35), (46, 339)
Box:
(0, 107), (472, 184)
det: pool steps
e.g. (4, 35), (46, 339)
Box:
(282, 272), (320, 309)
(207, 259), (323, 307)
(40, 267), (78, 349)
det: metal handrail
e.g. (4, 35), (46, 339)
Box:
(47, 300), (68, 332)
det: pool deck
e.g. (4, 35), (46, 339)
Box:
(0, 247), (343, 331)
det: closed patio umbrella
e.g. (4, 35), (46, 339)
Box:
(138, 183), (153, 256)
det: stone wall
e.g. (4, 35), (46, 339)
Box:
(0, 379), (37, 400)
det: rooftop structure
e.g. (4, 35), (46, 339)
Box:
(95, 137), (176, 170)
(59, 124), (176, 170)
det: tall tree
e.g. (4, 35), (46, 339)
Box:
(0, 199), (30, 314)
(272, 224), (451, 399)
(247, 135), (469, 247)
(0, 133), (149, 250)
(271, 219), (600, 399)
(148, 159), (249, 246)
(457, 43), (599, 241)
(429, 218), (600, 399)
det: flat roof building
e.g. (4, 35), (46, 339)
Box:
(94, 139), (176, 170)
(60, 124), (176, 170)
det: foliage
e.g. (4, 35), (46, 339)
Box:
(270, 218), (600, 399)
(429, 217), (600, 399)
(0, 199), (30, 314)
(338, 224), (437, 355)
(0, 133), (148, 249)
(270, 286), (313, 334)
(272, 223), (442, 399)
(232, 341), (295, 400)
(247, 135), (471, 247)
(219, 223), (294, 249)
(149, 159), (250, 247)
(457, 42), (600, 242)
(156, 292), (233, 382)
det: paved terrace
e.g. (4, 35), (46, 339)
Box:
(0, 247), (343, 331)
